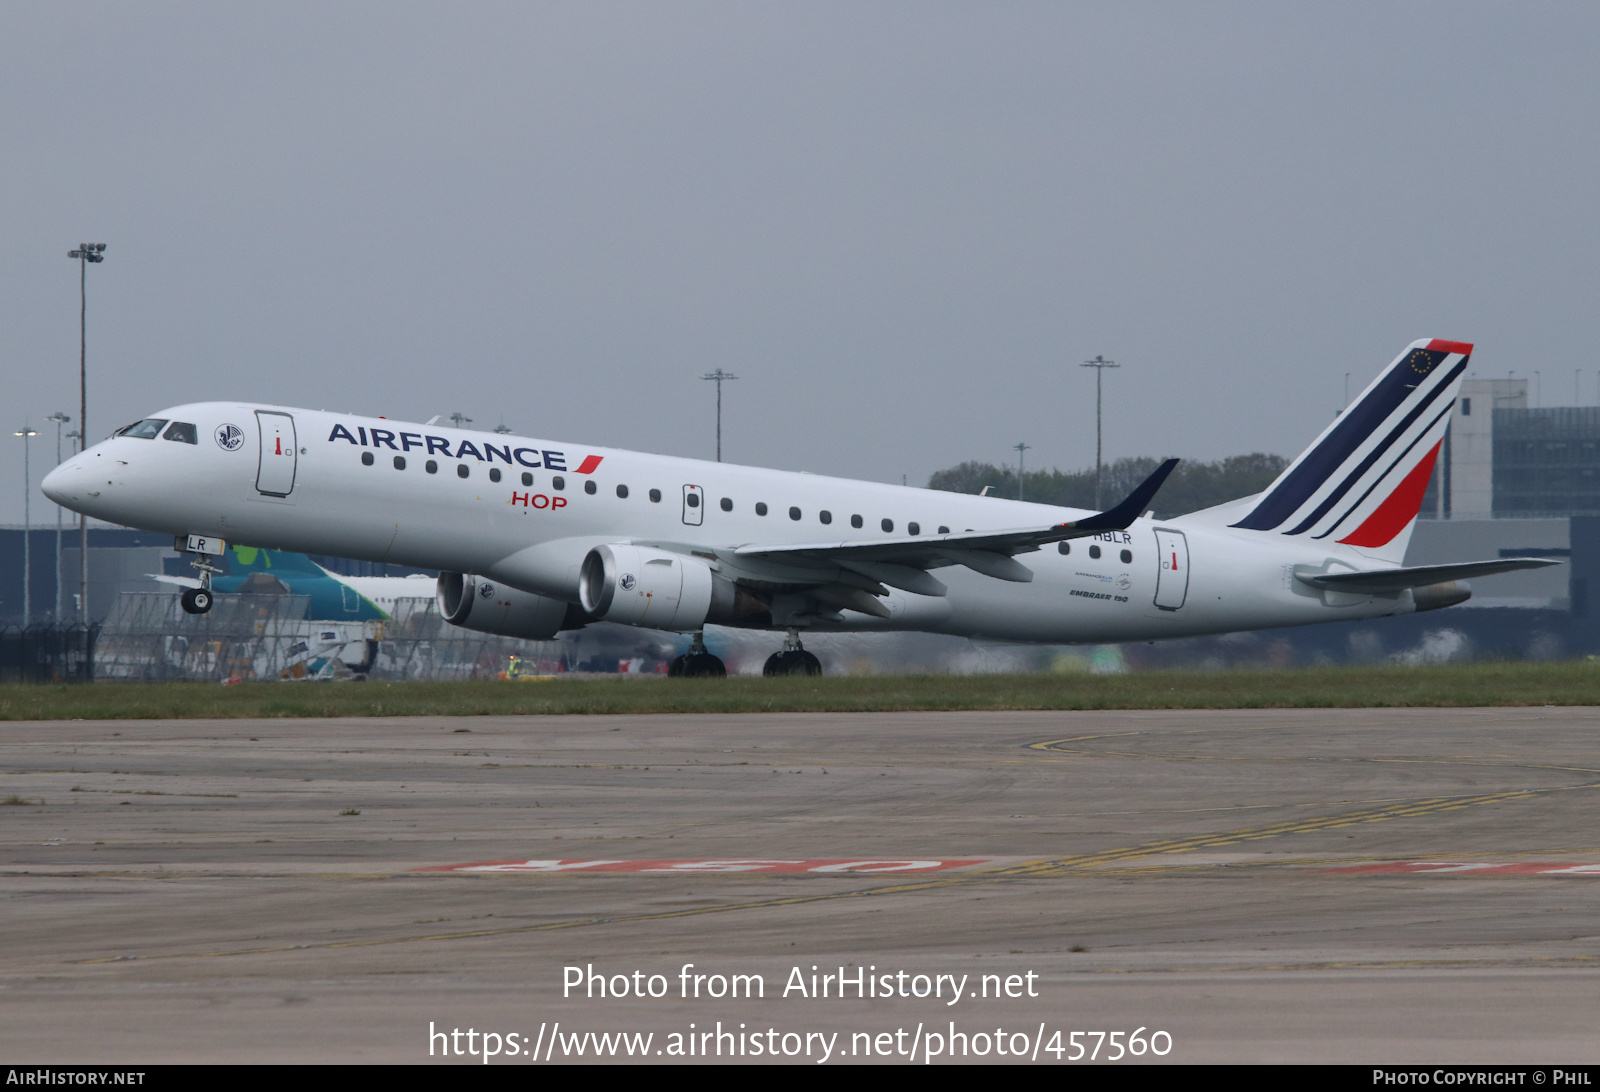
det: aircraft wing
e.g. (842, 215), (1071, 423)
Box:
(732, 459), (1180, 591)
(1294, 558), (1561, 594)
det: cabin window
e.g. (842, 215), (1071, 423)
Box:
(938, 525), (949, 534)
(616, 484), (630, 499)
(1121, 549), (1133, 563)
(687, 492), (700, 508)
(650, 488), (662, 503)
(584, 480), (597, 495)
(393, 456), (406, 470)
(720, 497), (732, 511)
(425, 460), (438, 474)
(457, 464), (469, 479)
(851, 514), (863, 528)
(521, 472), (533, 486)
(1089, 545), (1101, 559)
(1058, 541), (1070, 555)
(881, 518), (894, 533)
(551, 476), (564, 490)
(361, 452), (374, 466)
(162, 422), (198, 444)
(820, 510), (832, 524)
(489, 468), (502, 483)
(756, 502), (768, 516)
(908, 522), (920, 536)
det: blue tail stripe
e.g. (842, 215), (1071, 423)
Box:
(1280, 356), (1465, 536)
(1310, 398), (1456, 540)
(1231, 347), (1454, 531)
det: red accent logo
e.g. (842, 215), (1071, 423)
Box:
(575, 455), (603, 474)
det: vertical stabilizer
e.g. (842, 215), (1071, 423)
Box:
(1230, 339), (1472, 564)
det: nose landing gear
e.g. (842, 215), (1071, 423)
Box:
(179, 544), (222, 615)
(763, 628), (822, 676)
(667, 631), (727, 677)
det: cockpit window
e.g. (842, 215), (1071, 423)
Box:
(115, 418), (168, 439)
(162, 421), (198, 445)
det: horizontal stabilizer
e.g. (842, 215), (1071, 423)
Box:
(1294, 557), (1560, 595)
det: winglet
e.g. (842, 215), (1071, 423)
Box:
(1065, 458), (1180, 533)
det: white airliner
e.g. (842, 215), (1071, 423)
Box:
(42, 339), (1555, 675)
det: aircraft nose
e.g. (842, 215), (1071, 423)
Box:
(42, 457), (93, 508)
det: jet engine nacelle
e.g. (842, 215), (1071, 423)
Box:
(579, 544), (720, 631)
(437, 572), (570, 639)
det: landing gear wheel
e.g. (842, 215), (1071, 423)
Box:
(668, 652), (726, 678)
(180, 587), (213, 615)
(762, 650), (822, 676)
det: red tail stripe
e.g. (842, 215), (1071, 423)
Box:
(1337, 440), (1442, 548)
(1425, 339), (1473, 356)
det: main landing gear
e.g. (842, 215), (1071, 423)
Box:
(668, 631), (726, 677)
(763, 628), (822, 677)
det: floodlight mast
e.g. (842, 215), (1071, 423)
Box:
(15, 425), (38, 623)
(1080, 355), (1119, 509)
(66, 243), (104, 621)
(700, 368), (738, 462)
(45, 413), (69, 619)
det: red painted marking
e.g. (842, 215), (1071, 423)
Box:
(274, 437), (282, 455)
(1321, 861), (1600, 876)
(574, 455), (603, 474)
(1425, 339), (1474, 356)
(1171, 551), (1178, 571)
(413, 857), (987, 874)
(1337, 439), (1442, 548)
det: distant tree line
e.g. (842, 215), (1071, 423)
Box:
(926, 453), (1289, 518)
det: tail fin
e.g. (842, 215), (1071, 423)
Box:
(1230, 339), (1471, 564)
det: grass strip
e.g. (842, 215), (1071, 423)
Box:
(0, 662), (1597, 720)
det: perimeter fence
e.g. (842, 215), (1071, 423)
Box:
(96, 593), (566, 682)
(0, 622), (99, 683)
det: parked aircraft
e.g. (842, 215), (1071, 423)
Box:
(43, 339), (1555, 676)
(151, 544), (434, 622)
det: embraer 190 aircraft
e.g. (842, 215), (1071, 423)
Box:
(42, 339), (1555, 676)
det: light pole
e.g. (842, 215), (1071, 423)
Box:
(67, 243), (104, 621)
(449, 412), (472, 429)
(15, 425), (38, 623)
(1080, 355), (1120, 508)
(45, 413), (69, 619)
(1014, 442), (1030, 502)
(700, 368), (738, 462)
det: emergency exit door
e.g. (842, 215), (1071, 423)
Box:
(255, 411), (298, 497)
(1153, 528), (1189, 610)
(682, 484), (704, 526)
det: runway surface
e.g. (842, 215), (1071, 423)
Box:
(4, 706), (1599, 1064)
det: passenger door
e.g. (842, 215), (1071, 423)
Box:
(682, 484), (704, 526)
(255, 411), (298, 497)
(1153, 528), (1189, 610)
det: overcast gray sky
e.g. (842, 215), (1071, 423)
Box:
(4, 2), (1599, 523)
